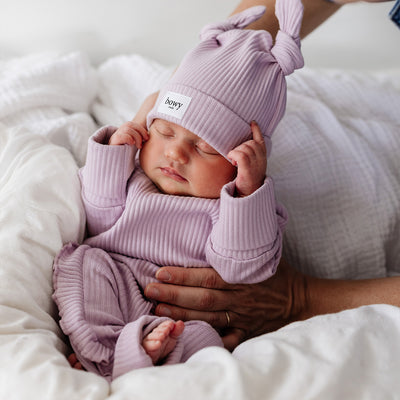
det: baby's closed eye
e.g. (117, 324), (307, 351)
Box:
(196, 140), (219, 155)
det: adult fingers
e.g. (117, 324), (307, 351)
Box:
(153, 303), (239, 330)
(222, 328), (246, 351)
(145, 260), (307, 349)
(145, 280), (238, 312)
(155, 266), (232, 289)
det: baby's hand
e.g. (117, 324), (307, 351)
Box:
(109, 121), (149, 147)
(227, 121), (267, 197)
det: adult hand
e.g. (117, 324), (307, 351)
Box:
(144, 259), (307, 351)
(332, 0), (392, 3)
(145, 258), (400, 351)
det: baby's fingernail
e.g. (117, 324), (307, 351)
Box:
(156, 270), (172, 282)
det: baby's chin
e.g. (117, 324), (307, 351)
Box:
(155, 181), (221, 199)
(153, 180), (192, 197)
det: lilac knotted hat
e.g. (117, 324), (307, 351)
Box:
(147, 0), (304, 157)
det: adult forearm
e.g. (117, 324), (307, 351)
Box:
(133, 91), (159, 127)
(231, 0), (341, 37)
(301, 274), (400, 320)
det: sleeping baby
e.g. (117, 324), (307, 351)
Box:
(53, 0), (304, 381)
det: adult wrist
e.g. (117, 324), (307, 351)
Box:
(289, 268), (310, 322)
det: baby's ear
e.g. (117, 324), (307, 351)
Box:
(199, 5), (266, 42)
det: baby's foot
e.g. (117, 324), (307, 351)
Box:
(142, 320), (185, 365)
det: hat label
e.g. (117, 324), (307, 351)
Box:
(157, 91), (192, 120)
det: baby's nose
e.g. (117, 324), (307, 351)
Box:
(165, 143), (189, 164)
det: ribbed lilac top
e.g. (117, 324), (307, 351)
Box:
(53, 126), (287, 379)
(81, 126), (287, 284)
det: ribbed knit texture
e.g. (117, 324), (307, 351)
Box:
(53, 125), (287, 380)
(53, 1), (302, 380)
(147, 0), (304, 158)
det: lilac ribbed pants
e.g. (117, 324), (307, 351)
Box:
(53, 243), (223, 381)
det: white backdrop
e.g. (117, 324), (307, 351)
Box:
(0, 0), (399, 69)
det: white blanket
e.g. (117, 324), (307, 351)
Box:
(0, 52), (399, 399)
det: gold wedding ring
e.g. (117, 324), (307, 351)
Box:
(225, 311), (231, 327)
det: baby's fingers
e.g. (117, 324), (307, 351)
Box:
(227, 146), (254, 169)
(127, 128), (146, 148)
(250, 121), (266, 149)
(109, 121), (149, 147)
(129, 121), (150, 142)
(109, 132), (134, 146)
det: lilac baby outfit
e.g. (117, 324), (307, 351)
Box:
(53, 0), (303, 381)
(54, 126), (287, 380)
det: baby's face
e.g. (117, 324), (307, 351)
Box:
(139, 119), (236, 198)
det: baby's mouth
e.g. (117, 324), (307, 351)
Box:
(160, 167), (187, 182)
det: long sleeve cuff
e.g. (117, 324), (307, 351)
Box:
(80, 126), (137, 207)
(212, 177), (284, 251)
(206, 178), (287, 284)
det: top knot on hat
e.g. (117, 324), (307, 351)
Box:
(147, 0), (304, 158)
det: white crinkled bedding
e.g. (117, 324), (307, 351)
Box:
(0, 52), (399, 400)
